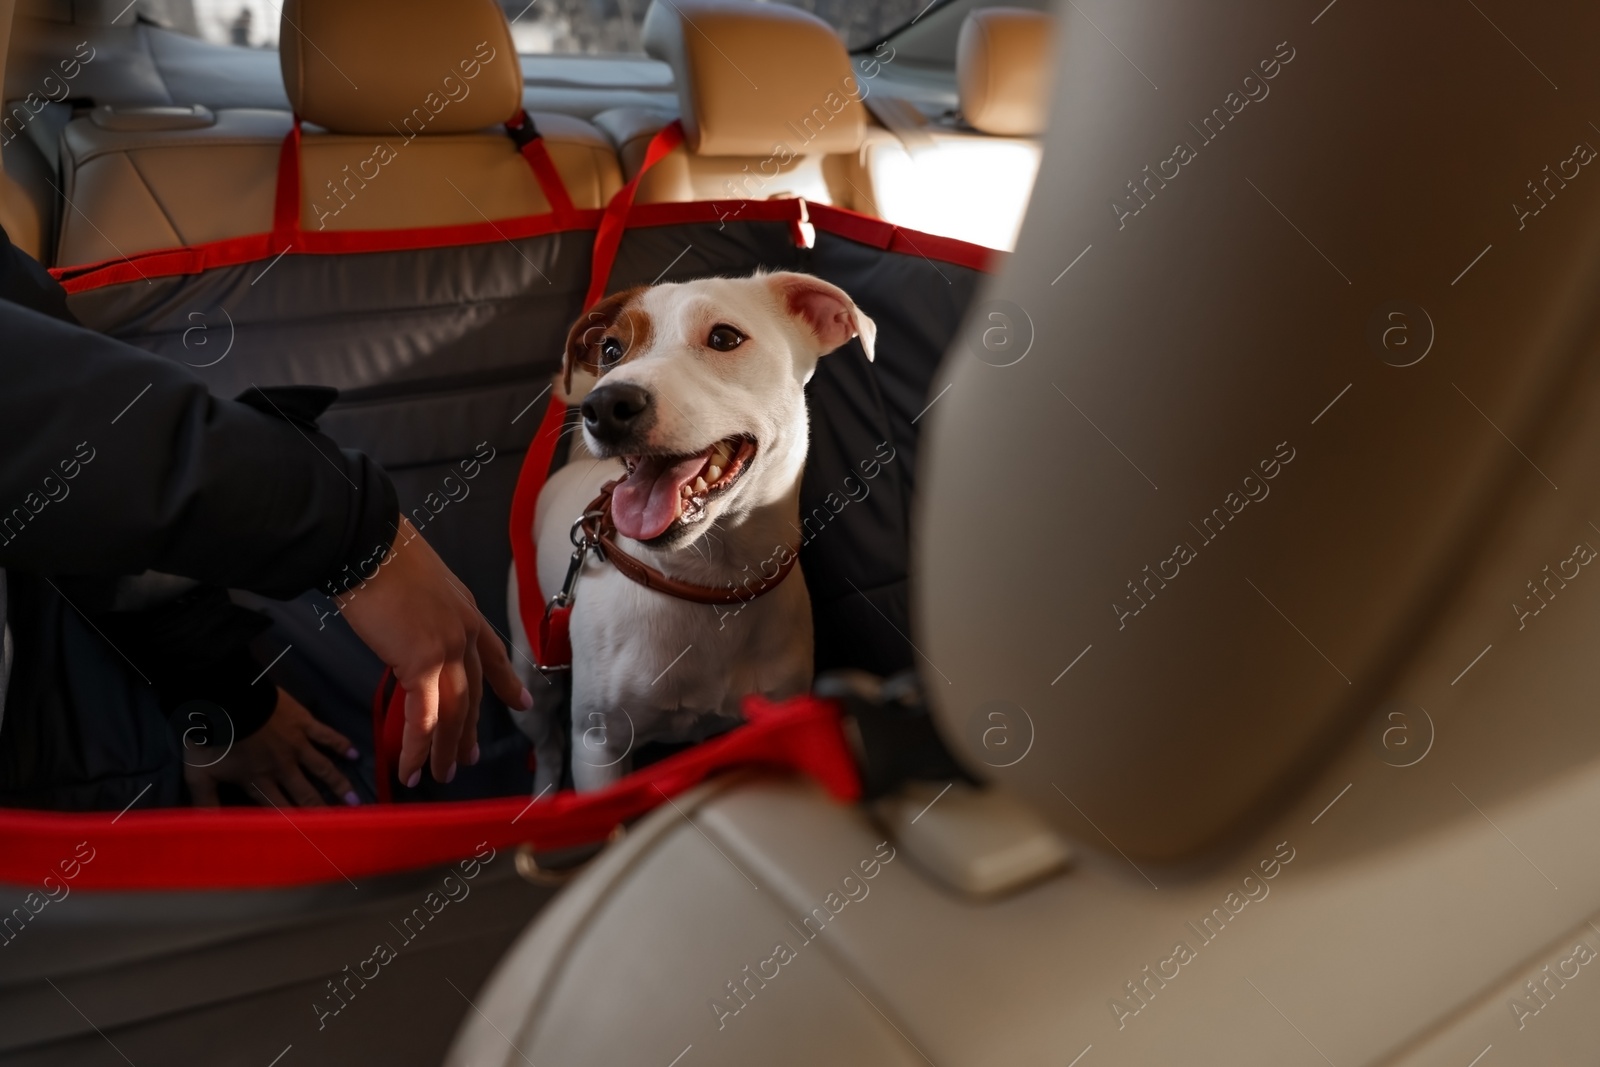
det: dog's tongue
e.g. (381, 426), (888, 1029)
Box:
(611, 451), (709, 540)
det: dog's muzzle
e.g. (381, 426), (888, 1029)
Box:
(581, 382), (653, 448)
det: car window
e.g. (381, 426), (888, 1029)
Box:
(504, 0), (934, 53)
(141, 0), (279, 49)
(141, 0), (968, 55)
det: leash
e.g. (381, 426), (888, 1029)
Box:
(509, 121), (688, 670)
(538, 480), (800, 674)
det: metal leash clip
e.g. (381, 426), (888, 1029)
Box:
(548, 510), (605, 612)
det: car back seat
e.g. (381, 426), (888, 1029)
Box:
(55, 0), (622, 267)
(590, 0), (869, 210)
(855, 8), (1052, 250)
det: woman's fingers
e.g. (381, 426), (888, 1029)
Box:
(335, 522), (525, 787)
(480, 625), (533, 712)
(276, 756), (325, 807)
(307, 718), (358, 762)
(459, 638), (483, 768)
(298, 740), (358, 805)
(430, 654), (471, 784)
(250, 778), (292, 808)
(398, 670), (440, 789)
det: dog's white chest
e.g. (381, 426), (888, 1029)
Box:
(569, 561), (812, 713)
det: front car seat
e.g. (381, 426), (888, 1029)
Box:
(450, 0), (1600, 1063)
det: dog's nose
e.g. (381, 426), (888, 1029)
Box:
(581, 382), (653, 444)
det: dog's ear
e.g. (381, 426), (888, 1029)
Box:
(765, 272), (876, 362)
(561, 288), (650, 395)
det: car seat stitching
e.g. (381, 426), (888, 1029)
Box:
(119, 151), (186, 248)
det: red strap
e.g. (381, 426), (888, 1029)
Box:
(507, 110), (578, 222)
(268, 112), (580, 256)
(371, 668), (409, 802)
(372, 672), (391, 802)
(524, 137), (576, 219)
(0, 693), (859, 889)
(508, 395), (571, 664)
(585, 120), (685, 308)
(50, 196), (993, 296)
(506, 120), (687, 659)
(538, 604), (573, 669)
(271, 117), (303, 246)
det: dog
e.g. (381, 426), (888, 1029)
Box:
(507, 271), (876, 792)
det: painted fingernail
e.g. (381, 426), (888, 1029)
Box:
(343, 791), (361, 807)
(468, 744), (481, 766)
(444, 762), (458, 784)
(518, 687), (534, 710)
(405, 770), (421, 789)
(345, 747), (360, 761)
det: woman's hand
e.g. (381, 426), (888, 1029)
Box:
(337, 519), (531, 789)
(186, 688), (362, 807)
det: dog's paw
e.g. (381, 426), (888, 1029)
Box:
(571, 754), (629, 793)
(512, 691), (571, 796)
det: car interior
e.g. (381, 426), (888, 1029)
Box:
(7, 0), (1600, 1065)
(2, 0), (1050, 268)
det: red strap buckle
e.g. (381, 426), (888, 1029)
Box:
(538, 604), (574, 672)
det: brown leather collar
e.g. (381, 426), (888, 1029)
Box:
(580, 481), (799, 606)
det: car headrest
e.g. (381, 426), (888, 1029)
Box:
(957, 8), (1055, 136)
(918, 1), (1600, 864)
(641, 0), (865, 157)
(280, 0), (522, 135)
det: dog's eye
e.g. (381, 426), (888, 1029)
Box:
(598, 337), (625, 366)
(706, 324), (745, 352)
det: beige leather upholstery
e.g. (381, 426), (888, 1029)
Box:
(855, 10), (1054, 250)
(53, 0), (623, 266)
(594, 104), (857, 206)
(595, 0), (869, 209)
(640, 0), (864, 157)
(456, 730), (1600, 1065)
(280, 0), (521, 135)
(56, 109), (621, 265)
(58, 109), (287, 264)
(956, 7), (1052, 136)
(0, 162), (46, 261)
(298, 113), (619, 232)
(0, 0), (47, 260)
(595, 106), (676, 180)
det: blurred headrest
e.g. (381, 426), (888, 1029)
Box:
(641, 0), (865, 156)
(957, 8), (1054, 136)
(281, 0), (522, 135)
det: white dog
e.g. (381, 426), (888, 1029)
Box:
(507, 272), (876, 792)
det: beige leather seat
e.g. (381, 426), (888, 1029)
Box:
(449, 1), (1600, 1063)
(856, 8), (1052, 250)
(592, 0), (868, 209)
(55, 0), (621, 267)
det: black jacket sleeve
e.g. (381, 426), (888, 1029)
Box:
(95, 584), (281, 738)
(0, 257), (398, 600)
(0, 227), (75, 323)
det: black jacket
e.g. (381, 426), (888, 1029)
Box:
(0, 226), (398, 808)
(0, 233), (396, 595)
